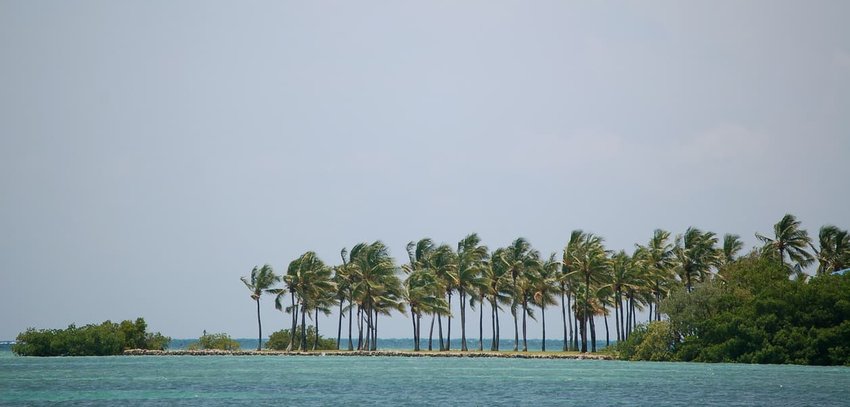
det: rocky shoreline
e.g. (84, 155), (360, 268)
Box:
(123, 349), (613, 360)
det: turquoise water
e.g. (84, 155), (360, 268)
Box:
(1, 352), (848, 406)
(168, 338), (611, 351)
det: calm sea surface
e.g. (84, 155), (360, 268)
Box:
(1, 349), (848, 406)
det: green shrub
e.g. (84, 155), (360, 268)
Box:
(616, 321), (677, 361)
(187, 333), (240, 351)
(266, 325), (336, 350)
(12, 318), (170, 356)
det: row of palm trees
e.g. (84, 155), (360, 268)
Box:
(241, 214), (849, 352)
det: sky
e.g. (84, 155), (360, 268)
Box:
(1, 1), (849, 341)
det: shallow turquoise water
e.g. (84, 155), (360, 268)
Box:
(1, 353), (848, 406)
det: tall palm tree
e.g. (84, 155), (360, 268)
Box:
(455, 233), (488, 351)
(636, 229), (675, 321)
(674, 227), (719, 292)
(240, 264), (279, 351)
(560, 230), (584, 350)
(564, 231), (608, 353)
(756, 214), (814, 270)
(431, 244), (457, 351)
(531, 253), (559, 351)
(350, 241), (404, 351)
(812, 225), (850, 275)
(503, 237), (538, 351)
(280, 251), (336, 351)
(482, 248), (512, 351)
(403, 267), (448, 351)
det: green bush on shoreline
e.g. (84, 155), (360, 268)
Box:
(187, 332), (240, 351)
(12, 318), (170, 356)
(266, 326), (336, 350)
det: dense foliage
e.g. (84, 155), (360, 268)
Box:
(239, 213), (849, 363)
(618, 256), (850, 365)
(265, 326), (336, 350)
(187, 332), (241, 351)
(12, 318), (170, 356)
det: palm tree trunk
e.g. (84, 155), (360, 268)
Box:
(541, 304), (546, 352)
(604, 313), (610, 348)
(460, 290), (468, 351)
(312, 308), (319, 351)
(567, 292), (574, 351)
(371, 308), (378, 351)
(495, 304), (501, 351)
(347, 302), (354, 351)
(255, 298), (262, 351)
(478, 295), (484, 351)
(614, 293), (620, 342)
(287, 296), (298, 352)
(429, 314), (435, 351)
(438, 315), (444, 351)
(489, 301), (495, 351)
(356, 306), (363, 350)
(512, 307), (519, 352)
(446, 291), (452, 351)
(300, 306), (307, 351)
(590, 315), (597, 352)
(415, 312), (421, 351)
(412, 308), (418, 351)
(582, 273), (589, 353)
(619, 293), (626, 340)
(521, 301), (528, 352)
(561, 289), (568, 351)
(336, 300), (344, 350)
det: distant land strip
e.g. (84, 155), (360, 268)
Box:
(123, 349), (613, 360)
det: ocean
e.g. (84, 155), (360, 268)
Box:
(1, 343), (848, 406)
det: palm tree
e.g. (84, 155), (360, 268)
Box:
(503, 237), (538, 351)
(455, 233), (488, 351)
(349, 241), (404, 351)
(756, 214), (814, 270)
(482, 248), (512, 351)
(560, 230), (584, 350)
(240, 264), (279, 351)
(674, 227), (719, 292)
(531, 253), (559, 351)
(636, 229), (675, 321)
(720, 234), (744, 266)
(403, 267), (448, 351)
(280, 251), (335, 351)
(604, 251), (636, 342)
(564, 231), (608, 353)
(812, 225), (850, 275)
(431, 244), (457, 350)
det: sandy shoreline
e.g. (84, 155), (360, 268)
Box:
(123, 349), (614, 360)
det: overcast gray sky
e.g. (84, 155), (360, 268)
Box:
(2, 1), (849, 341)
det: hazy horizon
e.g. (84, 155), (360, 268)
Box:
(2, 1), (849, 340)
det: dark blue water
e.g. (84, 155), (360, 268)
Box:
(1, 354), (847, 406)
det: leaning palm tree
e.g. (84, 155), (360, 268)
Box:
(284, 251), (336, 351)
(812, 225), (850, 275)
(240, 264), (279, 351)
(455, 233), (488, 351)
(756, 214), (814, 270)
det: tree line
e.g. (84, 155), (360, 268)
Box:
(241, 214), (849, 353)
